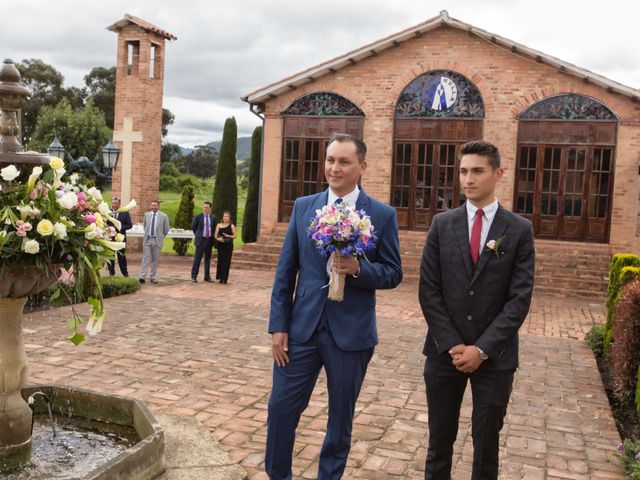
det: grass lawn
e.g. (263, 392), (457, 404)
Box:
(103, 185), (246, 256)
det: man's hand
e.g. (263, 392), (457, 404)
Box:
(451, 345), (484, 373)
(332, 254), (359, 276)
(272, 332), (289, 367)
(448, 344), (465, 362)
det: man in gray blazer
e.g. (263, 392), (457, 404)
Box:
(419, 140), (535, 479)
(139, 200), (170, 284)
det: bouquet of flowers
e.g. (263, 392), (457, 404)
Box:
(307, 200), (376, 301)
(0, 157), (136, 344)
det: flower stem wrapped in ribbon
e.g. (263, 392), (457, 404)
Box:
(307, 200), (376, 301)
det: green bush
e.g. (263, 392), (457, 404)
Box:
(618, 438), (640, 479)
(212, 117), (238, 222)
(172, 185), (195, 256)
(160, 173), (203, 193)
(586, 324), (607, 357)
(243, 126), (262, 244)
(604, 254), (640, 353)
(611, 280), (640, 403)
(101, 276), (141, 298)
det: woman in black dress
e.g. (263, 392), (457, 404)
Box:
(214, 211), (236, 284)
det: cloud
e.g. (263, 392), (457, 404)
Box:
(4, 0), (639, 147)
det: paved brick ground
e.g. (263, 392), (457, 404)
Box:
(23, 255), (624, 479)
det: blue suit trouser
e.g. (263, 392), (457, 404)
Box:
(265, 320), (373, 479)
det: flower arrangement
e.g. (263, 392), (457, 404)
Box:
(0, 157), (135, 344)
(307, 200), (376, 301)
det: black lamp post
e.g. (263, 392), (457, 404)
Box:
(47, 138), (120, 184)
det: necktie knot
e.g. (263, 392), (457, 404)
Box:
(334, 198), (343, 205)
(476, 208), (484, 218)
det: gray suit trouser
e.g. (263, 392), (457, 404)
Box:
(140, 237), (161, 280)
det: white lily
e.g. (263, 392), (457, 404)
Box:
(117, 199), (137, 212)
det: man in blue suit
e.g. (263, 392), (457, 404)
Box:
(265, 133), (403, 479)
(191, 201), (217, 283)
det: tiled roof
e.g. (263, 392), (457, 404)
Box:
(107, 14), (177, 41)
(242, 10), (639, 105)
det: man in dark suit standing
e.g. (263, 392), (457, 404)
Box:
(190, 201), (216, 283)
(107, 196), (132, 277)
(419, 140), (535, 480)
(265, 134), (402, 479)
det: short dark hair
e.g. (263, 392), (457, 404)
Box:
(203, 201), (212, 208)
(460, 140), (501, 169)
(327, 133), (367, 162)
(151, 200), (160, 205)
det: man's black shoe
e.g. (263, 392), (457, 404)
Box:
(191, 278), (198, 283)
(139, 278), (145, 284)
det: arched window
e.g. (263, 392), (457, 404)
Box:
(392, 70), (484, 230)
(515, 94), (617, 242)
(280, 92), (364, 221)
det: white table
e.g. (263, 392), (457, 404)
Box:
(126, 225), (195, 239)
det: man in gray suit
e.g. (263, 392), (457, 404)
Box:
(419, 140), (535, 479)
(139, 200), (170, 284)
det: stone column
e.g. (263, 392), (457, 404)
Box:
(0, 297), (32, 472)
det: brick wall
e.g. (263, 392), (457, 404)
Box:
(111, 23), (166, 225)
(258, 26), (640, 256)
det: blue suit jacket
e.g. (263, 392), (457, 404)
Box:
(269, 190), (403, 351)
(191, 213), (217, 248)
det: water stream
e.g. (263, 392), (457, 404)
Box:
(4, 415), (138, 479)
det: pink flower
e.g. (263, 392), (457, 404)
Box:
(15, 220), (33, 237)
(58, 266), (75, 286)
(83, 213), (96, 224)
(486, 240), (497, 250)
(76, 191), (88, 202)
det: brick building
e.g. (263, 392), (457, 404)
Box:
(241, 11), (640, 298)
(107, 14), (176, 223)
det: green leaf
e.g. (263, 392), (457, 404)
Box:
(68, 332), (85, 345)
(50, 288), (61, 301)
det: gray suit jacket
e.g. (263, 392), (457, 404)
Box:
(419, 204), (535, 371)
(143, 211), (170, 248)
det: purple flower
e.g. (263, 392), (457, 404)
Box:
(635, 451), (640, 460)
(617, 443), (625, 452)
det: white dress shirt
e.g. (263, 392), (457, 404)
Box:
(466, 199), (499, 258)
(327, 186), (360, 206)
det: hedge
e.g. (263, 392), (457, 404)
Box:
(604, 254), (640, 353)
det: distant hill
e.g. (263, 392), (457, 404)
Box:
(177, 136), (253, 163)
(208, 136), (252, 160)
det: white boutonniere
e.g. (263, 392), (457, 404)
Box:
(486, 236), (505, 258)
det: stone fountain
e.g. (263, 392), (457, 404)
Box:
(0, 59), (164, 478)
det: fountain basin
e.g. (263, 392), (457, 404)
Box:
(18, 385), (164, 479)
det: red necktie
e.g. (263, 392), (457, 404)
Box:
(470, 208), (484, 265)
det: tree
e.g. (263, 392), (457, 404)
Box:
(27, 98), (111, 160)
(173, 185), (195, 256)
(212, 117), (238, 222)
(84, 66), (115, 129)
(162, 109), (175, 138)
(17, 59), (66, 145)
(183, 145), (218, 179)
(243, 126), (262, 243)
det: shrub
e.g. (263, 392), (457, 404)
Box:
(101, 276), (141, 298)
(243, 125), (262, 244)
(618, 438), (640, 479)
(212, 117), (238, 222)
(586, 324), (607, 357)
(611, 280), (640, 403)
(604, 254), (640, 353)
(160, 174), (179, 192)
(173, 185), (195, 256)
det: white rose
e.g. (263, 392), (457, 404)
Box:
(1, 165), (20, 181)
(69, 173), (79, 185)
(87, 187), (103, 201)
(98, 202), (111, 215)
(53, 222), (67, 239)
(58, 191), (78, 210)
(23, 239), (40, 254)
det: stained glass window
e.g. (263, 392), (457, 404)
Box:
(283, 92), (364, 116)
(395, 70), (484, 118)
(519, 94), (616, 120)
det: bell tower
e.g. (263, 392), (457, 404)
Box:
(107, 14), (176, 221)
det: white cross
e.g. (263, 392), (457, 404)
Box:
(113, 116), (143, 204)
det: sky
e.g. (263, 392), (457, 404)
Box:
(3, 0), (639, 147)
